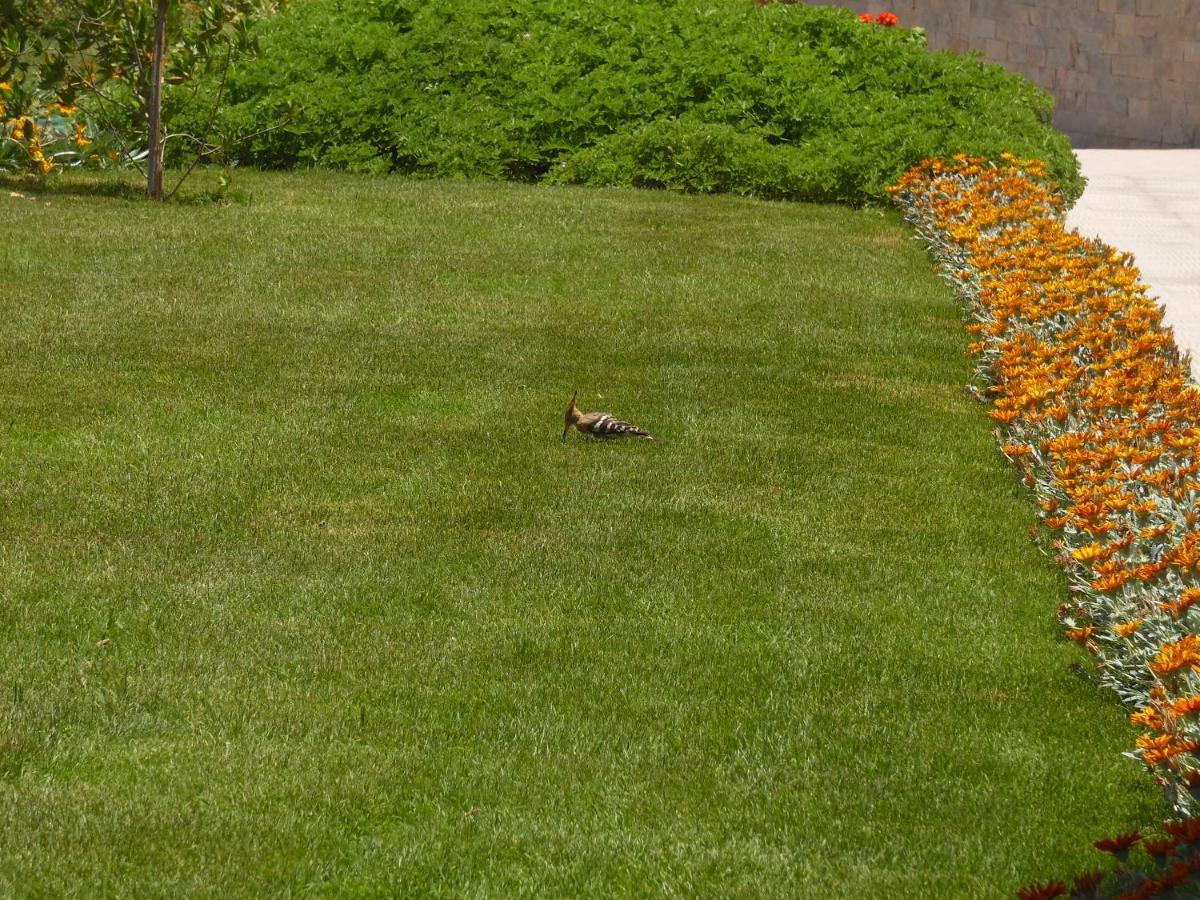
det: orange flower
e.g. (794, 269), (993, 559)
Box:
(1170, 694), (1200, 717)
(1162, 588), (1200, 618)
(1133, 561), (1168, 581)
(1150, 634), (1200, 675)
(1113, 619), (1143, 637)
(1138, 733), (1200, 765)
(989, 408), (1020, 424)
(1131, 705), (1165, 729)
(1091, 570), (1131, 592)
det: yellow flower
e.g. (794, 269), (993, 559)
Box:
(1071, 543), (1107, 563)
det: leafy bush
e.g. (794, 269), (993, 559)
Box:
(209, 0), (1083, 204)
(546, 120), (811, 199)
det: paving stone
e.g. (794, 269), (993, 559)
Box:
(1067, 150), (1200, 366)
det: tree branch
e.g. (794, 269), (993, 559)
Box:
(71, 79), (147, 176)
(117, 0), (146, 88)
(164, 37), (233, 201)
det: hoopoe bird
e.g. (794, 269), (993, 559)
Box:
(562, 391), (654, 441)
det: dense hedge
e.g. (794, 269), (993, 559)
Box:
(208, 0), (1083, 204)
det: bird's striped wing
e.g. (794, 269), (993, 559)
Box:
(585, 413), (652, 438)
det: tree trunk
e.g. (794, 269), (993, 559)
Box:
(146, 0), (169, 200)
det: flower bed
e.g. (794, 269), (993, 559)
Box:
(889, 155), (1200, 892)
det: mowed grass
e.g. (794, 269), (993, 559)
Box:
(0, 171), (1160, 897)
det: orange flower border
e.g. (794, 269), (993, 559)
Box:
(888, 155), (1200, 818)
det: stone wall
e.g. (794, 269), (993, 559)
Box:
(804, 0), (1200, 148)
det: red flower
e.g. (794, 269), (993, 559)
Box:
(858, 13), (874, 23)
(1163, 817), (1200, 845)
(1144, 837), (1175, 861)
(876, 11), (899, 26)
(1071, 871), (1106, 892)
(1017, 882), (1067, 900)
(1094, 830), (1141, 856)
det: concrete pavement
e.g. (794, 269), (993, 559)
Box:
(1066, 150), (1200, 365)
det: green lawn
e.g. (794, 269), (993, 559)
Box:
(0, 171), (1160, 897)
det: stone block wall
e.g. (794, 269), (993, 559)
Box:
(804, 0), (1200, 148)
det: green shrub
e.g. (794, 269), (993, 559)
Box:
(547, 120), (805, 198)
(210, 0), (1082, 204)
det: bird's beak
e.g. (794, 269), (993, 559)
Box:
(563, 390), (578, 442)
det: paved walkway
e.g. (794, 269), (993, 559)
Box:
(1066, 150), (1200, 364)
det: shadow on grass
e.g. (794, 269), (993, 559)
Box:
(0, 172), (248, 205)
(1, 173), (144, 201)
